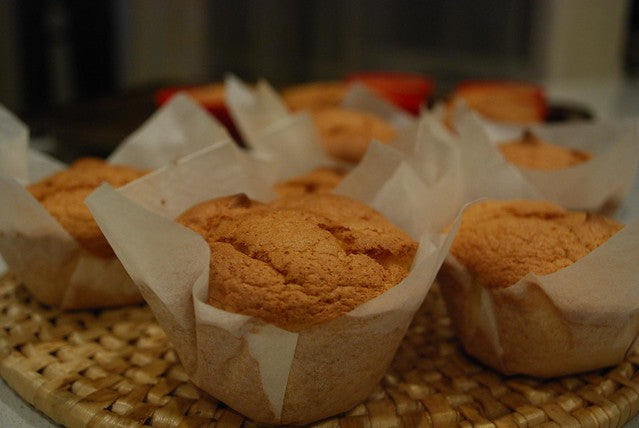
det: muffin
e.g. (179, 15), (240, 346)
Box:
(85, 135), (460, 425)
(437, 199), (634, 377)
(28, 158), (147, 257)
(447, 81), (547, 126)
(282, 81), (348, 112)
(311, 107), (397, 163)
(177, 193), (417, 331)
(0, 157), (146, 308)
(498, 130), (592, 170)
(273, 167), (346, 197)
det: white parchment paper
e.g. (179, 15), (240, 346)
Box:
(337, 111), (462, 236)
(342, 83), (416, 132)
(0, 105), (29, 184)
(224, 75), (289, 150)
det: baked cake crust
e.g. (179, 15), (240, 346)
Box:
(177, 193), (417, 331)
(498, 131), (592, 170)
(28, 157), (146, 257)
(450, 200), (622, 289)
(274, 167), (346, 197)
(311, 107), (397, 163)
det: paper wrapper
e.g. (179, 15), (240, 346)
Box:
(0, 106), (65, 278)
(337, 112), (462, 236)
(86, 133), (461, 424)
(341, 82), (416, 132)
(0, 105), (30, 184)
(437, 217), (639, 378)
(453, 106), (639, 214)
(224, 75), (290, 149)
(0, 96), (230, 308)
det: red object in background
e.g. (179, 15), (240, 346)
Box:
(346, 72), (434, 115)
(155, 84), (243, 144)
(451, 80), (548, 123)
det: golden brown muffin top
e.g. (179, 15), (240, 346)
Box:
(27, 157), (147, 257)
(282, 81), (348, 112)
(273, 167), (347, 197)
(447, 83), (545, 125)
(498, 131), (592, 170)
(177, 193), (417, 331)
(450, 200), (623, 289)
(311, 107), (397, 163)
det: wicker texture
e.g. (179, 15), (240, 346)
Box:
(0, 273), (638, 427)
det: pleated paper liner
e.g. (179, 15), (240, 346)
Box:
(0, 273), (638, 428)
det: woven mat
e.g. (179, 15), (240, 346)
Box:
(1, 274), (638, 427)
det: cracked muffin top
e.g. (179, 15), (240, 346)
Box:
(311, 107), (397, 163)
(27, 157), (147, 257)
(273, 167), (347, 197)
(498, 131), (592, 170)
(450, 200), (623, 289)
(177, 193), (417, 331)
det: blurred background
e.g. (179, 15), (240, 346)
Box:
(0, 0), (638, 161)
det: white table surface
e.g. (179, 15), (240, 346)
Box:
(1, 79), (639, 426)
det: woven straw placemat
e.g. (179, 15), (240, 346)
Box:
(0, 273), (638, 427)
